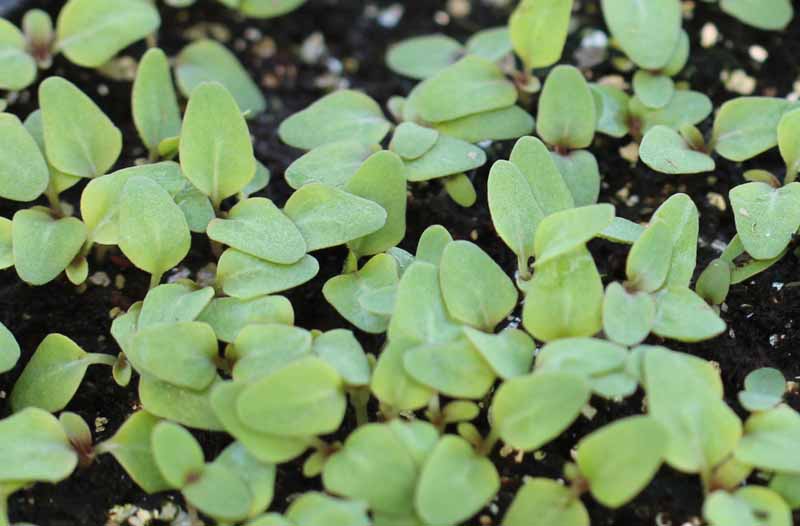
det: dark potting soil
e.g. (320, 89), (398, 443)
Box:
(1, 0), (799, 524)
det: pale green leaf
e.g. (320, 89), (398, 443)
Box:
(133, 48), (181, 152)
(12, 208), (86, 286)
(217, 249), (319, 299)
(502, 478), (589, 526)
(712, 97), (792, 162)
(0, 113), (49, 201)
(603, 282), (655, 346)
(601, 0), (681, 69)
(285, 140), (375, 189)
(510, 0), (573, 70)
(730, 182), (800, 260)
(537, 65), (596, 149)
(385, 35), (463, 80)
(640, 125), (715, 175)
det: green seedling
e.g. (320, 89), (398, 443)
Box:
(601, 0), (685, 109)
(0, 408), (80, 526)
(738, 367), (786, 412)
(279, 90), (391, 150)
(56, 0), (160, 68)
(712, 97), (795, 162)
(503, 478), (590, 526)
(10, 333), (115, 412)
(708, 0), (793, 30)
(0, 322), (20, 374)
(0, 113), (49, 202)
(0, 18), (38, 91)
(180, 81), (256, 210)
(286, 140), (377, 189)
(197, 295), (294, 343)
(735, 406), (800, 473)
(704, 487), (793, 526)
(176, 39), (266, 116)
(132, 48), (182, 160)
(215, 0), (307, 19)
(386, 27), (511, 80)
(510, 0), (573, 79)
(12, 207), (86, 286)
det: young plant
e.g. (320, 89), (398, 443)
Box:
(0, 322), (19, 374)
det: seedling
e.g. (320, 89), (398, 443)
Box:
(738, 367), (786, 412)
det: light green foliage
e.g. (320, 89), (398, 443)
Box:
(696, 259), (732, 306)
(228, 323), (312, 381)
(10, 334), (113, 412)
(324, 253), (399, 333)
(286, 141), (376, 190)
(0, 113), (49, 201)
(591, 83), (631, 138)
(662, 30), (690, 77)
(443, 173), (477, 207)
(705, 487), (793, 526)
(312, 329), (371, 386)
(603, 283), (656, 346)
(720, 0), (793, 30)
(770, 474), (800, 509)
(503, 478), (589, 526)
(535, 338), (637, 399)
(576, 416), (667, 508)
(551, 150), (601, 206)
(284, 183), (386, 251)
(132, 48), (181, 153)
(404, 339), (496, 399)
(198, 295), (293, 343)
(650, 193), (699, 287)
(642, 346), (741, 473)
(465, 26), (511, 60)
(152, 421), (205, 488)
(81, 162), (209, 244)
(415, 436), (499, 525)
(415, 224), (452, 265)
(463, 327), (535, 380)
(118, 176), (190, 283)
(183, 462), (254, 522)
(510, 0), (573, 70)
(533, 204), (615, 265)
(778, 108), (800, 179)
(286, 492), (369, 526)
(346, 151), (407, 256)
(0, 408), (78, 483)
(237, 358), (346, 436)
(372, 343), (432, 413)
(95, 411), (169, 494)
(524, 247), (604, 341)
(738, 367), (785, 412)
(242, 161), (271, 197)
(390, 122), (439, 160)
(652, 287), (726, 342)
(0, 322), (19, 374)
(55, 0), (160, 67)
(139, 375), (224, 431)
(208, 198), (306, 264)
(279, 90), (390, 150)
(180, 82), (256, 207)
(411, 55), (517, 123)
(433, 105), (534, 143)
(0, 19), (36, 91)
(323, 420), (437, 515)
(639, 125), (715, 175)
(176, 39), (266, 115)
(490, 371), (591, 451)
(216, 249), (319, 299)
(386, 35), (463, 80)
(0, 218), (12, 270)
(40, 77), (121, 178)
(387, 262), (460, 346)
(488, 135), (575, 268)
(736, 406), (800, 473)
(439, 241), (517, 330)
(537, 66), (596, 149)
(730, 182), (800, 260)
(601, 0), (681, 69)
(712, 97), (792, 162)
(211, 381), (309, 463)
(631, 90), (713, 135)
(402, 134), (486, 182)
(626, 221), (673, 292)
(128, 322), (218, 390)
(632, 71), (674, 110)
(12, 207), (86, 285)
(213, 442), (276, 517)
(233, 0), (307, 18)
(137, 282), (214, 329)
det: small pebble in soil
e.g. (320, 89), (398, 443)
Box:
(700, 22), (719, 48)
(749, 45), (768, 63)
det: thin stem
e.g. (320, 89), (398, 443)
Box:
(86, 353), (118, 367)
(786, 166), (798, 185)
(0, 495), (8, 526)
(149, 271), (164, 290)
(517, 254), (532, 282)
(210, 239), (224, 259)
(44, 183), (65, 218)
(349, 389), (370, 427)
(343, 250), (359, 274)
(478, 427), (500, 456)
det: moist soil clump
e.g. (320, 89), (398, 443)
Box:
(1, 0), (799, 524)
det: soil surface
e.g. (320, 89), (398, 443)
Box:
(1, 0), (799, 525)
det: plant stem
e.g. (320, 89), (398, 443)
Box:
(517, 254), (532, 282)
(87, 353), (118, 367)
(210, 239), (224, 259)
(786, 166), (798, 185)
(44, 183), (65, 218)
(478, 427), (500, 456)
(0, 496), (8, 526)
(149, 271), (163, 290)
(343, 250), (359, 274)
(349, 388), (370, 427)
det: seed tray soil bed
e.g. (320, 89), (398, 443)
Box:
(1, 0), (799, 525)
